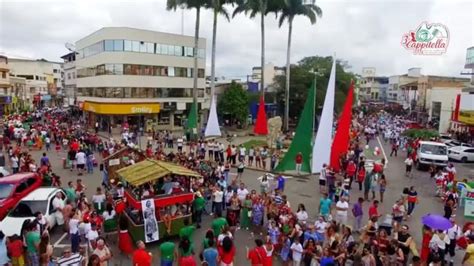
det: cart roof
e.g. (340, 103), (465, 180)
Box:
(116, 159), (201, 186)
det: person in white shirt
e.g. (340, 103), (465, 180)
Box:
(75, 150), (87, 175)
(11, 155), (19, 173)
(52, 192), (65, 226)
(290, 238), (304, 265)
(404, 157), (413, 177)
(212, 187), (224, 217)
(69, 212), (81, 253)
(335, 197), (349, 225)
(239, 145), (246, 162)
(236, 183), (249, 202)
(177, 137), (184, 153)
(86, 223), (99, 247)
(446, 218), (462, 263)
(296, 204), (308, 225)
(314, 216), (328, 240)
(430, 230), (450, 262)
(91, 187), (106, 213)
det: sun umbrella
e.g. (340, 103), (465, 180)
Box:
(421, 214), (451, 230)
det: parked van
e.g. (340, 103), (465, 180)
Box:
(416, 141), (449, 170)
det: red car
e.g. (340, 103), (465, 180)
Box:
(0, 173), (42, 221)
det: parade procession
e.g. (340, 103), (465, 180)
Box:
(0, 0), (474, 265)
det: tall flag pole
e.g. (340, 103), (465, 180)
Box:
(253, 96), (268, 135)
(311, 58), (336, 173)
(204, 94), (222, 137)
(329, 80), (354, 172)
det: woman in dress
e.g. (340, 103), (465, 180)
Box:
(420, 225), (433, 264)
(240, 194), (252, 230)
(117, 216), (134, 256)
(252, 199), (265, 234)
(218, 236), (235, 266)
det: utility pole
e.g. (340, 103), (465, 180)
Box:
(308, 68), (325, 137)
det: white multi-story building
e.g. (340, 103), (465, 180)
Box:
(251, 62), (285, 92)
(8, 58), (63, 107)
(74, 27), (207, 131)
(358, 67), (388, 102)
(61, 52), (77, 106)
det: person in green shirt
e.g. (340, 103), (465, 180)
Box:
(193, 192), (205, 228)
(179, 218), (196, 245)
(160, 241), (176, 266)
(64, 181), (77, 204)
(211, 217), (228, 236)
(25, 223), (41, 265)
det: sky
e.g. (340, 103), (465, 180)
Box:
(0, 0), (473, 78)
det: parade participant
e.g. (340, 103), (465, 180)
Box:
(335, 196), (349, 225)
(378, 174), (387, 203)
(356, 165), (366, 191)
(446, 217), (462, 265)
(318, 193), (332, 219)
(397, 225), (413, 265)
(202, 238), (218, 266)
(178, 238), (196, 265)
(132, 241), (152, 266)
(192, 191), (205, 229)
(159, 241), (176, 266)
(38, 233), (53, 266)
(117, 217), (134, 256)
(25, 222), (41, 266)
(295, 152), (303, 175)
(404, 156), (413, 177)
(7, 234), (24, 266)
(407, 186), (418, 218)
(352, 197), (364, 232)
(218, 236), (235, 266)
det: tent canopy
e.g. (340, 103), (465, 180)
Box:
(116, 159), (201, 187)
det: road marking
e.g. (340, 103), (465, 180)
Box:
(53, 233), (68, 247)
(377, 136), (388, 166)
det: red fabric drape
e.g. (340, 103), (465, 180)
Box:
(329, 81), (354, 172)
(253, 96), (268, 135)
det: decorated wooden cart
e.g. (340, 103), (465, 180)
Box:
(103, 147), (146, 184)
(115, 159), (201, 243)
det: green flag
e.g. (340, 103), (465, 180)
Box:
(187, 100), (198, 136)
(274, 82), (315, 173)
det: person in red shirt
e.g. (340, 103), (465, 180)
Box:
(295, 152), (303, 175)
(218, 236), (236, 265)
(132, 240), (152, 266)
(7, 234), (24, 265)
(345, 160), (357, 188)
(368, 200), (381, 218)
(247, 239), (266, 266)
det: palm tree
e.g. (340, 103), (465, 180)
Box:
(208, 0), (231, 99)
(279, 0), (322, 131)
(233, 0), (281, 100)
(167, 0), (208, 107)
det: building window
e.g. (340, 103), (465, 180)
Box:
(139, 42), (147, 53)
(198, 69), (205, 78)
(185, 47), (193, 57)
(105, 64), (114, 75)
(67, 73), (71, 80)
(168, 67), (175, 77)
(160, 44), (168, 55)
(156, 44), (161, 54)
(97, 65), (105, 75)
(124, 40), (132, 51)
(104, 40), (114, 51)
(175, 46), (183, 56)
(198, 49), (205, 59)
(114, 40), (123, 51)
(132, 41), (140, 52)
(114, 64), (123, 75)
(146, 42), (155, 53)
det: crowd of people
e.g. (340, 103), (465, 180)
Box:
(0, 107), (472, 266)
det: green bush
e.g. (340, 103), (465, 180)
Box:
(402, 128), (439, 140)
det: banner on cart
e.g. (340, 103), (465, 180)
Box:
(141, 199), (159, 243)
(465, 190), (474, 219)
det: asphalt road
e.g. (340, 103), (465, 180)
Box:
(11, 135), (474, 265)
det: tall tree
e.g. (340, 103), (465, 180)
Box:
(233, 0), (280, 100)
(167, 0), (207, 129)
(279, 0), (322, 131)
(207, 0), (231, 98)
(217, 82), (249, 125)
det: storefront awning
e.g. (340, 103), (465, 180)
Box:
(83, 101), (160, 115)
(116, 159), (201, 186)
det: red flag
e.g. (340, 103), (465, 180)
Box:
(453, 94), (460, 121)
(253, 96), (268, 135)
(330, 81), (354, 172)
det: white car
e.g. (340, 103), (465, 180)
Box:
(445, 140), (473, 148)
(416, 141), (449, 169)
(448, 146), (474, 163)
(0, 187), (66, 236)
(439, 134), (453, 144)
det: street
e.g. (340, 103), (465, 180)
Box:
(13, 132), (472, 265)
